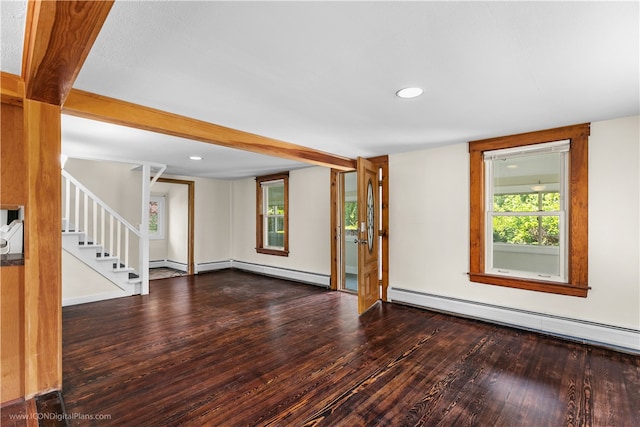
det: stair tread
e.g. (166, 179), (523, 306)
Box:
(62, 221), (141, 293)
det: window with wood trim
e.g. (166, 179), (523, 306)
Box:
(256, 172), (289, 256)
(469, 124), (590, 297)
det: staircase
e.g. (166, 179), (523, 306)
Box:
(62, 226), (142, 294)
(62, 170), (147, 299)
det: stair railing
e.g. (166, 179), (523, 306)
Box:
(62, 170), (142, 274)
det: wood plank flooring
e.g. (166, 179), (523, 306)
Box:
(62, 270), (640, 426)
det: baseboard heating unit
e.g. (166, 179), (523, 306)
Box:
(389, 287), (639, 355)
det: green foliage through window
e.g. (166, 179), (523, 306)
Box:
(149, 201), (159, 233)
(493, 192), (560, 212)
(344, 201), (358, 230)
(492, 192), (560, 246)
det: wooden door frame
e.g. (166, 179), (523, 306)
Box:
(330, 155), (388, 300)
(155, 177), (195, 275)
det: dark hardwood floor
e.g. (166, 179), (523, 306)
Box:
(62, 270), (639, 426)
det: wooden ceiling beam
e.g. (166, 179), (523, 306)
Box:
(22, 0), (114, 105)
(1, 72), (24, 106)
(63, 89), (357, 171)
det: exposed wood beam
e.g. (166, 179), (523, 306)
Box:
(1, 72), (24, 106)
(63, 89), (357, 171)
(22, 0), (114, 105)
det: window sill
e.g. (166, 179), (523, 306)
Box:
(468, 272), (589, 297)
(256, 248), (289, 257)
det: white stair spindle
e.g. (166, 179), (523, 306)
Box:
(125, 229), (130, 270)
(109, 214), (114, 263)
(83, 192), (88, 240)
(117, 222), (122, 263)
(65, 178), (70, 232)
(93, 200), (97, 245)
(74, 185), (80, 232)
(101, 208), (106, 257)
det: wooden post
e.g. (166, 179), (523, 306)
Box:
(23, 99), (62, 397)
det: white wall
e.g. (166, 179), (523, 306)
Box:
(64, 159), (142, 227)
(193, 176), (231, 265)
(62, 251), (129, 306)
(588, 115), (639, 328)
(389, 115), (640, 332)
(230, 166), (331, 276)
(159, 174), (232, 267)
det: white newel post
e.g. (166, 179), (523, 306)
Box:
(140, 164), (151, 295)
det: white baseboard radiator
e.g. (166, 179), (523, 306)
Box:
(195, 259), (330, 288)
(389, 287), (640, 355)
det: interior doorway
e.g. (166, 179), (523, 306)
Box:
(149, 178), (195, 277)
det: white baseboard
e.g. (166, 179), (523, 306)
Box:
(165, 260), (188, 272)
(231, 260), (330, 288)
(149, 260), (165, 268)
(154, 259), (329, 289)
(388, 287), (640, 354)
(195, 260), (232, 273)
(63, 290), (131, 307)
(149, 259), (188, 272)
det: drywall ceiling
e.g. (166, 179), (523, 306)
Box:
(2, 1), (638, 179)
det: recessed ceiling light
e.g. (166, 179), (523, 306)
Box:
(396, 87), (423, 99)
(189, 156), (202, 160)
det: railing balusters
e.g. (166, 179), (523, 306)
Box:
(101, 208), (106, 257)
(83, 192), (88, 240)
(125, 229), (130, 270)
(62, 170), (145, 292)
(117, 222), (122, 262)
(93, 200), (97, 246)
(74, 185), (80, 233)
(65, 178), (71, 232)
(109, 214), (114, 264)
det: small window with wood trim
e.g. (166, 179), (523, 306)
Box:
(469, 124), (590, 297)
(256, 172), (289, 256)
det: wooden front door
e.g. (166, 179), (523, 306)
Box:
(357, 157), (380, 314)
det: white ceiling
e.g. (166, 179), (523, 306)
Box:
(2, 1), (638, 179)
